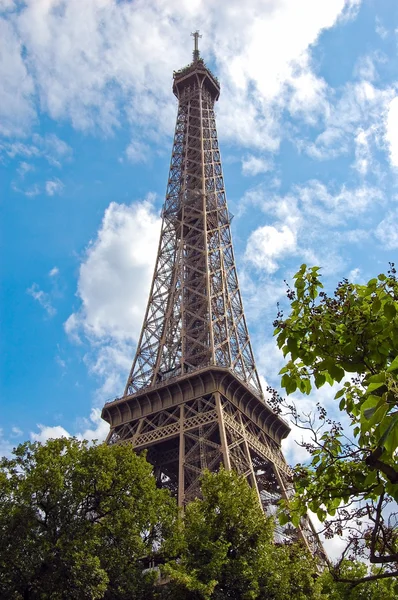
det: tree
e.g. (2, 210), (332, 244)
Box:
(3, 438), (394, 599)
(162, 468), (324, 600)
(0, 438), (177, 599)
(320, 561), (398, 599)
(271, 264), (398, 584)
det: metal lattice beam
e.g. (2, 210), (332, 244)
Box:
(124, 59), (262, 397)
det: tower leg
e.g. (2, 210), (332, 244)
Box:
(215, 392), (231, 470)
(178, 404), (185, 506)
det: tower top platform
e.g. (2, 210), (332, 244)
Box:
(173, 57), (220, 101)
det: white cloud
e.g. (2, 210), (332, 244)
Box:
(239, 268), (286, 323)
(302, 80), (395, 165)
(45, 178), (63, 196)
(0, 426), (24, 458)
(281, 421), (315, 466)
(27, 283), (56, 316)
(353, 55), (377, 82)
(385, 96), (398, 168)
(75, 408), (110, 442)
(0, 0), (360, 148)
(1, 133), (72, 166)
(297, 180), (383, 222)
(281, 379), (350, 467)
(31, 424), (70, 444)
(55, 355), (66, 369)
(84, 342), (134, 403)
(375, 19), (388, 40)
(250, 179), (384, 226)
(286, 55), (329, 123)
(245, 224), (296, 273)
(304, 128), (348, 161)
(255, 340), (286, 386)
(241, 179), (384, 276)
(30, 409), (109, 444)
(241, 155), (272, 176)
(0, 429), (13, 459)
(375, 211), (398, 249)
(0, 1), (17, 11)
(348, 267), (361, 282)
(49, 266), (59, 277)
(125, 140), (149, 163)
(65, 197), (160, 342)
(65, 196), (161, 399)
(354, 131), (370, 173)
(0, 17), (35, 136)
(21, 184), (41, 197)
(10, 426), (23, 438)
(352, 127), (373, 175)
(17, 161), (35, 178)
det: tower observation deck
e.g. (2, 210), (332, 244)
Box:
(101, 34), (324, 557)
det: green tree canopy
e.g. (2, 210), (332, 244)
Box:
(163, 468), (324, 600)
(2, 437), (396, 599)
(271, 264), (398, 584)
(0, 438), (177, 599)
(320, 561), (398, 599)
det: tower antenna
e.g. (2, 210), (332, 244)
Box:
(191, 30), (202, 61)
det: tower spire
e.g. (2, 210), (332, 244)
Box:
(191, 30), (202, 61)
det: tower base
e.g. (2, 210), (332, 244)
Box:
(102, 367), (319, 549)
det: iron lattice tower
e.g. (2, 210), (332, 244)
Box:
(102, 35), (323, 555)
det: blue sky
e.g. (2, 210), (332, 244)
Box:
(1, 0), (398, 477)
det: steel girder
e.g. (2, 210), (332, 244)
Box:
(124, 61), (261, 397)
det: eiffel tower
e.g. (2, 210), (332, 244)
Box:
(102, 33), (323, 554)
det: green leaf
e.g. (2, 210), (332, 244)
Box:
(314, 373), (326, 388)
(329, 364), (345, 382)
(286, 377), (297, 395)
(384, 302), (397, 321)
(361, 394), (380, 412)
(316, 509), (326, 522)
(372, 298), (381, 313)
(364, 471), (377, 487)
(363, 406), (377, 420)
(367, 381), (385, 393)
(387, 355), (398, 372)
(367, 403), (389, 428)
(378, 413), (398, 453)
(334, 388), (345, 400)
(372, 484), (385, 496)
(385, 418), (398, 455)
(277, 331), (287, 349)
(287, 337), (298, 360)
(324, 372), (334, 386)
(367, 373), (386, 383)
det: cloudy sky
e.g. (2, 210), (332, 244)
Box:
(1, 0), (398, 476)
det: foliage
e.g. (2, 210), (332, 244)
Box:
(2, 437), (395, 599)
(0, 438), (177, 600)
(271, 264), (398, 582)
(320, 561), (398, 599)
(162, 468), (324, 600)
